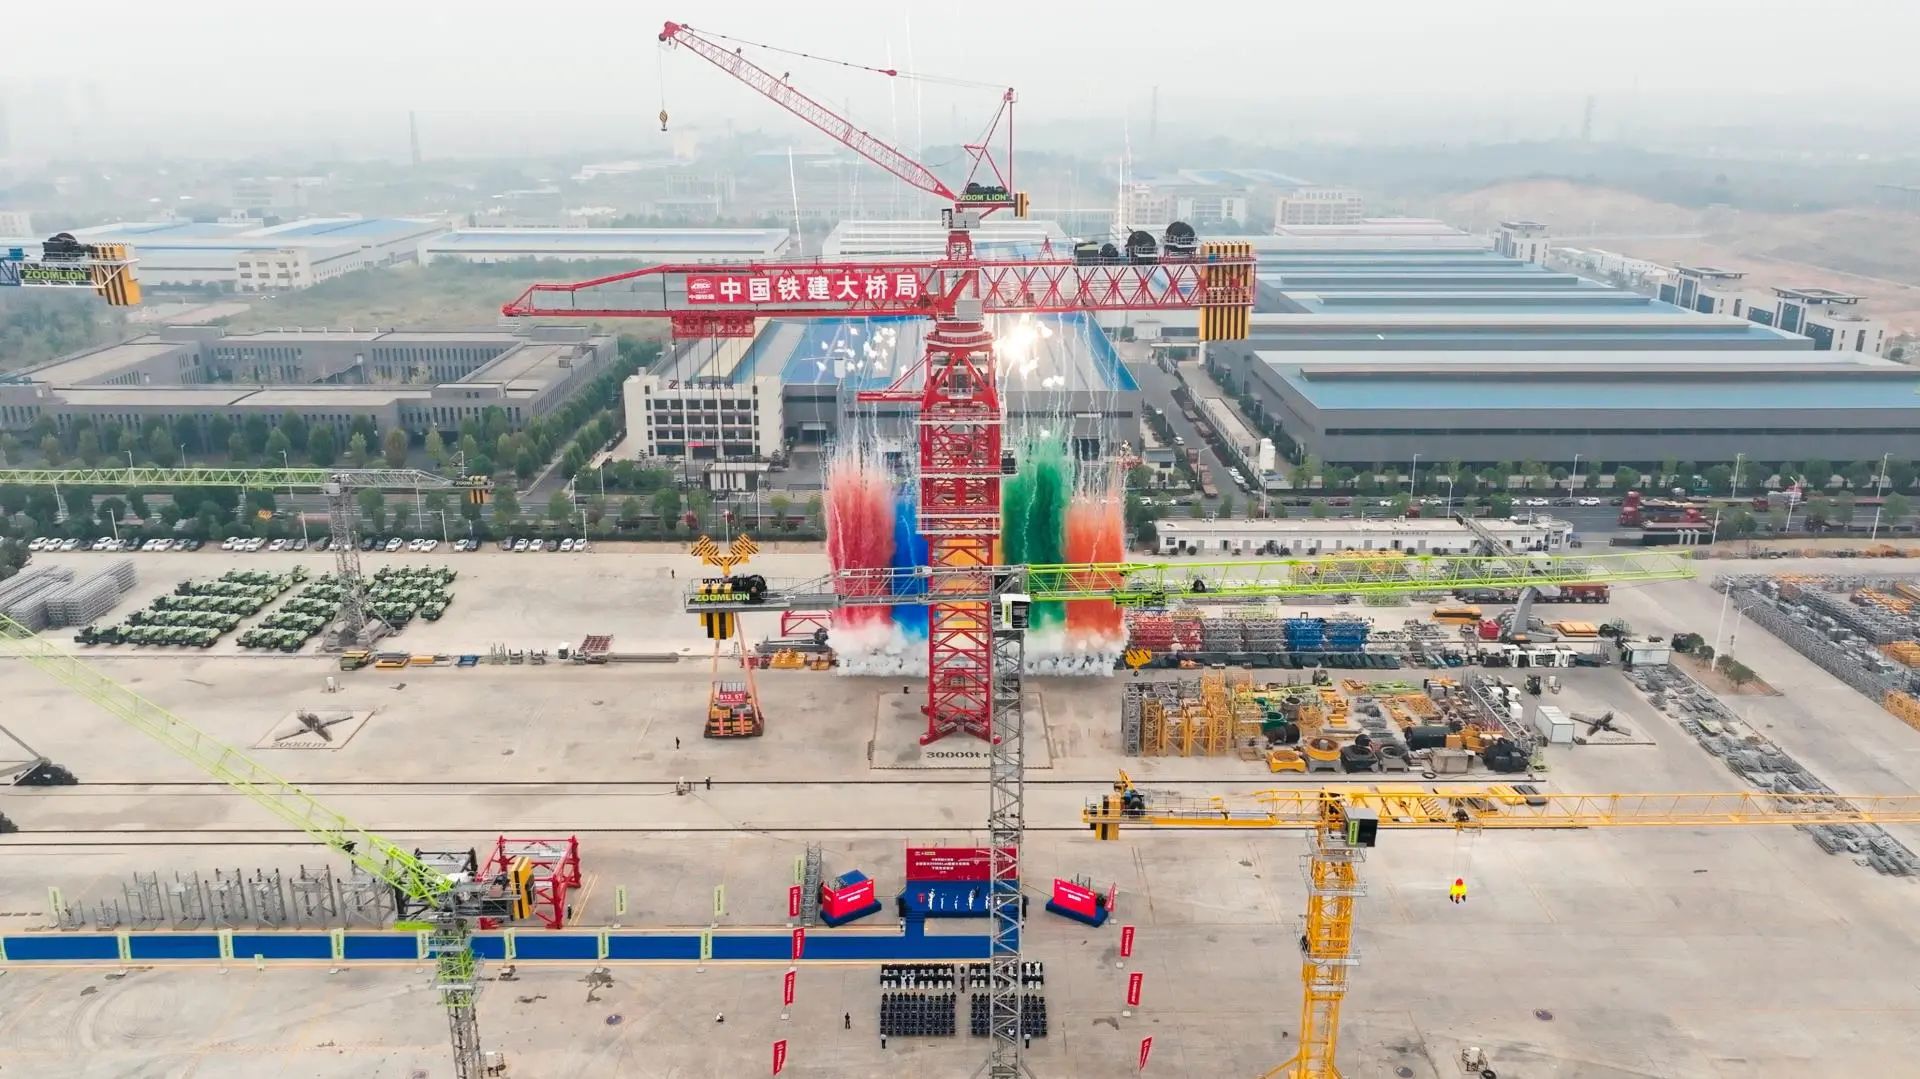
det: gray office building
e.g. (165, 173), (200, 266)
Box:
(1, 326), (614, 439)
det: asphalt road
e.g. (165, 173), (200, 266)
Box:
(1121, 351), (1235, 511)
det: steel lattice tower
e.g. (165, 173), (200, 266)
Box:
(325, 477), (375, 648)
(986, 615), (1028, 1077)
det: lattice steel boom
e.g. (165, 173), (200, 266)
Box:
(0, 614), (500, 1078)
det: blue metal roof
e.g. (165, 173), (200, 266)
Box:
(429, 229), (787, 251)
(1289, 292), (1664, 315)
(740, 313), (1135, 393)
(1279, 371), (1920, 411)
(263, 218), (433, 240)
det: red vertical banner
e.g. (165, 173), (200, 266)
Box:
(1126, 971), (1144, 1007)
(1119, 924), (1135, 959)
(783, 967), (796, 1007)
(772, 1039), (788, 1074)
(1138, 1036), (1153, 1071)
(1108, 882), (1118, 914)
(788, 885), (802, 918)
(791, 927), (806, 961)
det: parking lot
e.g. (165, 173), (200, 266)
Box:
(23, 533), (599, 557)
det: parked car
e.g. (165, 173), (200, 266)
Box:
(268, 539), (287, 552)
(384, 537), (404, 552)
(544, 538), (560, 552)
(314, 537), (331, 552)
(512, 538), (530, 552)
(360, 537), (378, 551)
(559, 538), (576, 552)
(1523, 497), (1549, 507)
(1576, 496), (1601, 507)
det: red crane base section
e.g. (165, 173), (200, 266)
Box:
(477, 836), (583, 931)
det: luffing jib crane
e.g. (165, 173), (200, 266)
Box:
(0, 613), (533, 1078)
(1085, 771), (1920, 1079)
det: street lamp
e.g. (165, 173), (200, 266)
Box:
(1409, 453), (1420, 497)
(1871, 450), (1891, 540)
(435, 509), (450, 547)
(281, 450), (309, 544)
(1570, 453), (1582, 496)
(1442, 475), (1456, 519)
(1729, 452), (1744, 503)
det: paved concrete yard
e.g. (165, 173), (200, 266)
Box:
(3, 551), (1920, 1077)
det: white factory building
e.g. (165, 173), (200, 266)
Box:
(8, 217), (448, 291)
(1153, 516), (1573, 557)
(822, 218), (1068, 260)
(418, 227), (791, 266)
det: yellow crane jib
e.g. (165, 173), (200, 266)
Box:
(1084, 769), (1920, 1079)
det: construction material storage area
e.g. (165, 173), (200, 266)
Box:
(2, 541), (1920, 1079)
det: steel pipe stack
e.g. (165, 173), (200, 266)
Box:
(0, 566), (78, 631)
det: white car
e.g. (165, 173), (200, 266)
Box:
(385, 537), (404, 552)
(1523, 497), (1549, 507)
(1576, 496), (1601, 506)
(560, 538), (576, 552)
(59, 538), (81, 551)
(512, 538), (530, 552)
(268, 538), (287, 552)
(246, 537), (265, 551)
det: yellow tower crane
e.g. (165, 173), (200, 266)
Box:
(1085, 771), (1920, 1079)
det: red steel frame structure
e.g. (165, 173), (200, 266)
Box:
(477, 836), (582, 931)
(502, 23), (1252, 743)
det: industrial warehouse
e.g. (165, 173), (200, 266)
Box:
(1193, 221), (1920, 467)
(631, 312), (1140, 460)
(6, 14), (1920, 1079)
(0, 325), (614, 437)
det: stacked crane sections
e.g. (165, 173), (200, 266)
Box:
(44, 560), (138, 627)
(1628, 663), (1920, 876)
(1122, 676), (1252, 758)
(0, 566), (76, 631)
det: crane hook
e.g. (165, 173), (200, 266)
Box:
(659, 109), (670, 132)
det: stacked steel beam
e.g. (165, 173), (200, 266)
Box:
(0, 566), (77, 631)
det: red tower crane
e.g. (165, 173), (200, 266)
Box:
(502, 22), (1254, 746)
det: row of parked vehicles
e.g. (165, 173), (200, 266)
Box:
(498, 537), (592, 552)
(28, 536), (205, 552)
(30, 534), (592, 555)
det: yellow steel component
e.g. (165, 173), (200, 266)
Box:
(1088, 772), (1920, 1079)
(1886, 690), (1920, 731)
(1198, 240), (1254, 341)
(1085, 784), (1920, 832)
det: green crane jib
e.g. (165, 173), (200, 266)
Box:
(681, 551), (1696, 613)
(0, 467), (490, 491)
(0, 614), (506, 1078)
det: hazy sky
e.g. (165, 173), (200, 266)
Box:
(7, 0), (1919, 159)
